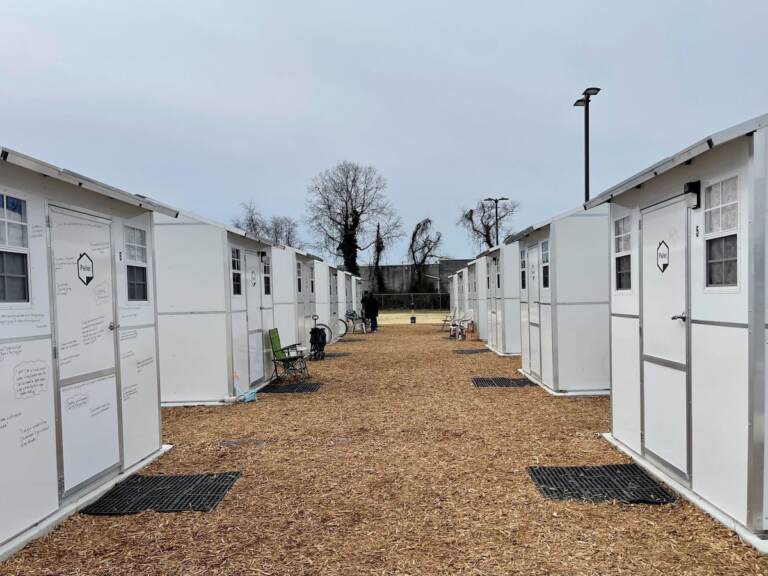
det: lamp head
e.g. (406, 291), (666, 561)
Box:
(573, 98), (586, 107)
(583, 87), (601, 96)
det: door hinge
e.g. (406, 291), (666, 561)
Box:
(638, 220), (642, 230)
(52, 345), (58, 359)
(46, 215), (52, 228)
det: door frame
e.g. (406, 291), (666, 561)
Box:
(46, 202), (123, 498)
(245, 249), (266, 387)
(639, 194), (693, 485)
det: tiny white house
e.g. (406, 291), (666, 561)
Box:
(154, 213), (275, 405)
(586, 114), (768, 547)
(514, 205), (610, 395)
(484, 242), (522, 356)
(313, 260), (332, 326)
(0, 148), (175, 558)
(295, 250), (318, 347)
(467, 256), (489, 340)
(447, 273), (457, 313)
(329, 266), (340, 323)
(455, 268), (469, 316)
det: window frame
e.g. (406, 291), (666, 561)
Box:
(262, 253), (271, 296)
(519, 249), (526, 291)
(296, 261), (302, 294)
(541, 240), (550, 289)
(124, 225), (149, 302)
(0, 193), (31, 306)
(613, 215), (632, 293)
(703, 175), (739, 291)
(231, 247), (242, 296)
(310, 264), (315, 294)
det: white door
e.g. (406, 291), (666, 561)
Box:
(641, 198), (689, 479)
(50, 207), (120, 493)
(245, 251), (265, 385)
(527, 245), (541, 378)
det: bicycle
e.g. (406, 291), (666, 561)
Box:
(314, 316), (348, 344)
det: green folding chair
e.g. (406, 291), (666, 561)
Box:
(269, 328), (309, 381)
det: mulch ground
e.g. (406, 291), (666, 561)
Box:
(3, 325), (768, 575)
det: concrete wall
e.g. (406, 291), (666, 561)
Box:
(359, 259), (471, 294)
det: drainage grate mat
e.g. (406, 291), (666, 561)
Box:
(260, 381), (322, 393)
(454, 348), (491, 355)
(528, 464), (674, 504)
(81, 472), (241, 515)
(324, 352), (351, 358)
(472, 377), (535, 388)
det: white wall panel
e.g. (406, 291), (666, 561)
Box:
(0, 338), (58, 545)
(119, 326), (160, 468)
(553, 208), (609, 304)
(154, 223), (226, 313)
(231, 311), (248, 393)
(556, 304), (610, 391)
(692, 324), (749, 525)
(520, 303), (530, 372)
(540, 304), (553, 388)
(610, 316), (641, 452)
(158, 314), (229, 403)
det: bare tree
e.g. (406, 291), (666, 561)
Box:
(305, 161), (402, 274)
(457, 199), (519, 250)
(408, 218), (442, 292)
(233, 200), (304, 247)
(371, 222), (387, 293)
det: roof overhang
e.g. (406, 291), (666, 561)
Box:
(1, 147), (179, 217)
(584, 112), (768, 210)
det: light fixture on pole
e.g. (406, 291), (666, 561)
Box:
(574, 86), (600, 203)
(484, 196), (510, 246)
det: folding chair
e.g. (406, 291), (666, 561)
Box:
(441, 307), (458, 331)
(269, 328), (309, 380)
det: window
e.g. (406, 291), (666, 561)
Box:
(127, 265), (147, 300)
(704, 177), (738, 287)
(263, 254), (271, 295)
(520, 250), (526, 290)
(231, 248), (242, 295)
(1, 195), (30, 303)
(310, 265), (315, 293)
(296, 262), (302, 293)
(125, 226), (148, 301)
(614, 216), (631, 291)
(495, 258), (501, 289)
(541, 241), (550, 289)
(0, 252), (29, 302)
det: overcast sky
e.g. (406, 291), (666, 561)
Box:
(2, 1), (767, 263)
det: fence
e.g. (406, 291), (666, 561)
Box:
(374, 292), (450, 310)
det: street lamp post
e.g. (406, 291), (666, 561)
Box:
(573, 87), (601, 203)
(484, 196), (509, 247)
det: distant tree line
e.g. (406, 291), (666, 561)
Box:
(232, 161), (518, 292)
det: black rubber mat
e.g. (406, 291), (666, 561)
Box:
(81, 472), (241, 515)
(454, 348), (491, 355)
(527, 464), (674, 504)
(324, 352), (351, 358)
(260, 381), (322, 393)
(472, 377), (535, 388)
(337, 338), (365, 343)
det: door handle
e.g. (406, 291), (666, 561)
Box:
(670, 313), (687, 322)
(108, 321), (119, 331)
